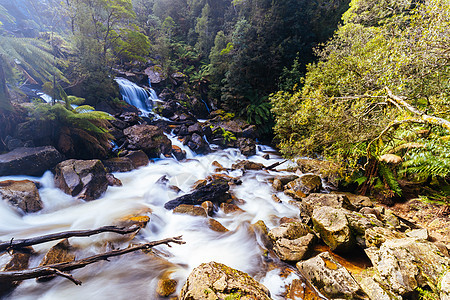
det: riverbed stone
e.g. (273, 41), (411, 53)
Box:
(0, 146), (64, 176)
(303, 193), (355, 213)
(273, 234), (315, 262)
(0, 180), (43, 213)
(365, 237), (450, 296)
(124, 150), (149, 168)
(180, 261), (271, 300)
(0, 247), (33, 296)
(285, 175), (322, 196)
(54, 159), (109, 201)
(173, 204), (207, 217)
(186, 133), (211, 154)
(440, 271), (450, 300)
(358, 276), (401, 300)
(268, 222), (313, 241)
(312, 206), (354, 253)
(296, 252), (365, 299)
(237, 137), (256, 157)
(364, 227), (406, 248)
(124, 124), (172, 158)
(231, 160), (265, 170)
(172, 145), (186, 161)
(102, 157), (134, 173)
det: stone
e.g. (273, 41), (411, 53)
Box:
(297, 252), (365, 299)
(345, 211), (384, 248)
(207, 219), (229, 232)
(124, 125), (172, 158)
(312, 206), (354, 253)
(173, 204), (207, 217)
(364, 227), (406, 248)
(237, 137), (256, 157)
(157, 275), (177, 297)
(180, 262), (271, 300)
(286, 278), (320, 300)
(172, 145), (186, 161)
(0, 180), (43, 213)
(249, 220), (272, 249)
(333, 192), (374, 210)
(0, 146), (64, 176)
(187, 133), (211, 154)
(54, 159), (109, 201)
(303, 193), (355, 211)
(102, 157), (134, 173)
(201, 201), (214, 216)
(231, 160), (265, 170)
(273, 234), (315, 262)
(124, 150), (149, 168)
(145, 65), (166, 84)
(106, 174), (122, 187)
(406, 228), (429, 240)
(441, 271), (450, 300)
(296, 158), (341, 186)
(272, 179), (283, 191)
(38, 239), (76, 282)
(164, 180), (230, 210)
(277, 175), (300, 185)
(187, 123), (203, 135)
(0, 247), (33, 296)
(220, 203), (244, 214)
(358, 276), (401, 300)
(285, 175), (322, 196)
(268, 222), (313, 241)
(365, 237), (450, 296)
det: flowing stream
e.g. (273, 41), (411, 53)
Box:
(0, 79), (308, 299)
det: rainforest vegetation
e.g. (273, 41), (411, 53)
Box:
(0, 0), (449, 203)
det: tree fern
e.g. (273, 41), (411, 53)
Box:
(378, 162), (402, 196)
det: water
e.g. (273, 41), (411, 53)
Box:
(114, 78), (158, 113)
(0, 79), (308, 299)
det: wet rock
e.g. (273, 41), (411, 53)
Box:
(269, 222), (315, 262)
(272, 194), (282, 203)
(186, 133), (210, 154)
(173, 204), (207, 217)
(39, 239), (75, 267)
(297, 252), (365, 299)
(187, 123), (203, 135)
(106, 173), (122, 186)
(364, 227), (406, 248)
(0, 180), (43, 213)
(220, 203), (244, 214)
(116, 112), (143, 126)
(0, 146), (64, 176)
(303, 193), (355, 211)
(124, 125), (172, 158)
(231, 160), (265, 171)
(312, 206), (354, 253)
(286, 278), (320, 300)
(157, 273), (177, 297)
(284, 189), (306, 200)
(262, 154), (270, 160)
(164, 180), (230, 210)
(102, 157), (134, 173)
(285, 175), (322, 196)
(249, 220), (272, 249)
(277, 175), (300, 186)
(172, 145), (186, 161)
(0, 247), (33, 296)
(268, 222), (313, 241)
(54, 159), (109, 201)
(358, 276), (401, 300)
(201, 201), (214, 216)
(180, 261), (271, 300)
(273, 179), (284, 191)
(124, 150), (149, 168)
(237, 137), (256, 157)
(207, 219), (229, 232)
(192, 179), (207, 190)
(365, 237), (450, 296)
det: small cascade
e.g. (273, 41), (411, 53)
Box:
(115, 77), (154, 112)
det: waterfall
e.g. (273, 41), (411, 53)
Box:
(115, 77), (156, 112)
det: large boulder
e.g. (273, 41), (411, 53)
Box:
(180, 261), (271, 300)
(285, 175), (322, 198)
(365, 237), (450, 296)
(124, 150), (149, 168)
(303, 193), (355, 211)
(237, 138), (256, 157)
(102, 157), (134, 173)
(124, 125), (172, 158)
(54, 159), (109, 201)
(296, 158), (341, 187)
(186, 133), (211, 154)
(297, 252), (365, 299)
(0, 146), (64, 176)
(0, 180), (43, 213)
(312, 206), (354, 253)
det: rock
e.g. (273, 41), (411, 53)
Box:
(207, 219), (229, 232)
(249, 220), (272, 249)
(272, 194), (282, 203)
(180, 261), (271, 300)
(124, 125), (172, 158)
(312, 206), (354, 253)
(124, 150), (149, 168)
(231, 160), (265, 170)
(345, 211), (384, 248)
(237, 138), (256, 157)
(106, 173), (122, 186)
(297, 252), (365, 299)
(441, 271), (450, 300)
(201, 201), (214, 216)
(273, 234), (315, 262)
(262, 154), (270, 160)
(0, 180), (43, 213)
(285, 175), (322, 196)
(272, 179), (283, 191)
(268, 222), (313, 241)
(333, 192), (374, 210)
(365, 237), (450, 296)
(7, 138), (24, 151)
(0, 146), (64, 176)
(277, 175), (300, 185)
(220, 203), (244, 214)
(39, 239), (75, 266)
(173, 204), (207, 217)
(172, 145), (186, 161)
(406, 228), (429, 240)
(284, 189), (306, 200)
(0, 247), (33, 296)
(187, 123), (203, 135)
(358, 276), (401, 300)
(286, 278), (320, 300)
(296, 158), (341, 186)
(157, 274), (177, 297)
(145, 65), (166, 84)
(364, 227), (406, 248)
(303, 193), (355, 211)
(102, 157), (134, 173)
(187, 133), (210, 154)
(54, 159), (109, 201)
(164, 180), (230, 210)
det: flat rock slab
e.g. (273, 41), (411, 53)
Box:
(0, 146), (63, 176)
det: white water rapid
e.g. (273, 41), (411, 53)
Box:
(0, 80), (311, 299)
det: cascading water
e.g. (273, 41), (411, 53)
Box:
(0, 81), (314, 299)
(115, 78), (158, 113)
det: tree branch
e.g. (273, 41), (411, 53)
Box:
(0, 236), (185, 285)
(0, 225), (140, 253)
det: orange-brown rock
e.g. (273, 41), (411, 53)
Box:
(173, 204), (207, 217)
(0, 180), (43, 213)
(208, 219), (229, 232)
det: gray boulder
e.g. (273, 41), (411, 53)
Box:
(0, 180), (43, 213)
(0, 146), (63, 176)
(285, 175), (322, 197)
(54, 159), (109, 200)
(268, 222), (315, 261)
(124, 125), (172, 158)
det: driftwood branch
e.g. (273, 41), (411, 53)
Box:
(265, 160), (288, 171)
(0, 225), (140, 253)
(0, 236), (185, 285)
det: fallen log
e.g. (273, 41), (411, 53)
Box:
(0, 236), (185, 285)
(0, 225), (140, 253)
(265, 160), (288, 171)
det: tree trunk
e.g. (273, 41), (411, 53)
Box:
(0, 55), (12, 111)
